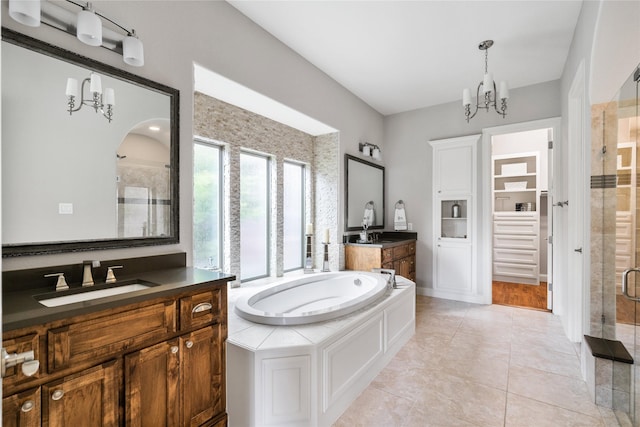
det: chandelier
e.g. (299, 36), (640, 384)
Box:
(462, 40), (509, 122)
(66, 72), (115, 122)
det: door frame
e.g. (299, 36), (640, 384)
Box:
(480, 117), (562, 308)
(567, 60), (587, 343)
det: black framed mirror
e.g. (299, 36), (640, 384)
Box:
(345, 154), (385, 231)
(2, 28), (180, 257)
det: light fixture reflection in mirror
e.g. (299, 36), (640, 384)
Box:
(1, 28), (179, 256)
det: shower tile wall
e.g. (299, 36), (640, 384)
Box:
(590, 100), (618, 340)
(194, 92), (339, 278)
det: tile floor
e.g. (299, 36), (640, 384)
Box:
(333, 296), (623, 427)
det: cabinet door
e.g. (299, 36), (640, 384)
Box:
(125, 339), (180, 427)
(394, 257), (412, 280)
(181, 325), (225, 426)
(434, 143), (474, 195)
(435, 243), (472, 293)
(3, 387), (41, 427)
(43, 360), (118, 427)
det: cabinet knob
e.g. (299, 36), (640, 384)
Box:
(185, 340), (194, 349)
(21, 400), (35, 412)
(170, 346), (179, 354)
(51, 389), (64, 401)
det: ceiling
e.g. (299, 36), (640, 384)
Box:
(228, 0), (583, 116)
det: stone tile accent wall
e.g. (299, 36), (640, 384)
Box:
(314, 133), (341, 270)
(590, 101), (619, 339)
(194, 92), (339, 282)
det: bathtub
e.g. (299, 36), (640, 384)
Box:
(227, 273), (415, 427)
(234, 271), (389, 325)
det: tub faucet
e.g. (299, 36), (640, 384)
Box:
(82, 260), (101, 287)
(372, 268), (396, 289)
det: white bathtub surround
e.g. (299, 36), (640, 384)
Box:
(227, 273), (416, 427)
(235, 272), (389, 325)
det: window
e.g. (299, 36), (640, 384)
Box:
(193, 141), (223, 270)
(283, 161), (305, 271)
(240, 152), (270, 280)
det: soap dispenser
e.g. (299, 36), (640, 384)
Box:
(452, 201), (461, 218)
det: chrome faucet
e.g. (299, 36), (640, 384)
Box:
(82, 260), (101, 287)
(372, 268), (397, 289)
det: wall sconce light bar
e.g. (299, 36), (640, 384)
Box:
(358, 142), (382, 161)
(8, 0), (144, 67)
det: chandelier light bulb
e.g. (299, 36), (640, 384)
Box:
(499, 81), (509, 99)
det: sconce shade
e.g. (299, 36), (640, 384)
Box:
(104, 88), (115, 106)
(483, 72), (493, 94)
(499, 81), (509, 99)
(372, 148), (381, 161)
(362, 145), (371, 156)
(89, 73), (102, 94)
(65, 78), (78, 98)
(123, 35), (144, 67)
(77, 9), (102, 46)
(462, 88), (471, 106)
(9, 0), (41, 27)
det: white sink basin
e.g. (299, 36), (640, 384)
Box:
(37, 284), (151, 307)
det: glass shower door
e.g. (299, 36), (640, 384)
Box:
(617, 64), (640, 426)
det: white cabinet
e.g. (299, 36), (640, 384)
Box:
(492, 153), (541, 285)
(430, 135), (480, 303)
(434, 141), (474, 195)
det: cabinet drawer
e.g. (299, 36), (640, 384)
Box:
(493, 234), (538, 250)
(493, 220), (537, 235)
(617, 221), (633, 238)
(493, 248), (537, 265)
(493, 262), (538, 280)
(48, 301), (176, 371)
(2, 333), (41, 388)
(617, 238), (632, 255)
(180, 289), (224, 331)
(395, 242), (415, 258)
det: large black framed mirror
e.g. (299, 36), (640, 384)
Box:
(345, 154), (385, 231)
(2, 28), (180, 257)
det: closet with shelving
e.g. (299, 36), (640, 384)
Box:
(492, 152), (541, 285)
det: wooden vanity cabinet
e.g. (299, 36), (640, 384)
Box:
(124, 324), (226, 426)
(3, 387), (41, 427)
(345, 240), (416, 282)
(2, 283), (228, 427)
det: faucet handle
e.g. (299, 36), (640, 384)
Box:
(105, 266), (123, 284)
(44, 273), (69, 291)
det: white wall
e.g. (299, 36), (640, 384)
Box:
(1, 1), (384, 271)
(383, 80), (562, 291)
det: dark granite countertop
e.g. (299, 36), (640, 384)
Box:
(3, 262), (235, 332)
(343, 231), (417, 248)
(344, 239), (415, 249)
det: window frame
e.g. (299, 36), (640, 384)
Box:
(283, 160), (306, 272)
(193, 138), (224, 271)
(239, 150), (272, 281)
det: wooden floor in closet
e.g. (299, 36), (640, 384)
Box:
(492, 281), (549, 311)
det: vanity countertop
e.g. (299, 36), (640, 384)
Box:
(343, 231), (417, 249)
(344, 239), (416, 249)
(3, 264), (235, 332)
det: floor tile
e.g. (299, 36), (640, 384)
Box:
(505, 392), (604, 426)
(333, 296), (613, 427)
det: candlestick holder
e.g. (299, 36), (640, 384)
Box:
(304, 234), (314, 273)
(321, 243), (330, 272)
